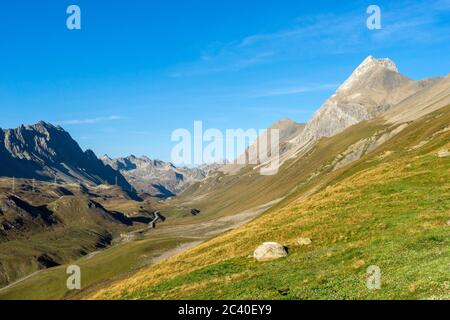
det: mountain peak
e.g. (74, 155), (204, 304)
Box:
(0, 122), (132, 190)
(359, 55), (398, 72)
(28, 121), (60, 131)
(101, 154), (112, 161)
(287, 56), (425, 159)
(338, 56), (399, 92)
(271, 117), (295, 129)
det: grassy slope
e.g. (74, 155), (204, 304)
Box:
(0, 227), (113, 288)
(0, 236), (187, 300)
(160, 119), (387, 224)
(90, 106), (450, 300)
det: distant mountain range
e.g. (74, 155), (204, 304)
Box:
(101, 155), (216, 197)
(1, 56), (447, 200)
(0, 122), (219, 199)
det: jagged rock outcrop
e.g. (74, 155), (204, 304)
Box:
(0, 122), (132, 190)
(101, 155), (210, 197)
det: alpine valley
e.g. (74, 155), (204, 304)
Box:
(0, 56), (449, 300)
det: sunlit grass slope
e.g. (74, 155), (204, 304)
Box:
(91, 106), (450, 300)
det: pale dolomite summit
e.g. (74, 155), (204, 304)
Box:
(338, 56), (399, 92)
(282, 56), (431, 162)
(220, 56), (446, 175)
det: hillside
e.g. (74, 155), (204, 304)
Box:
(163, 73), (448, 227)
(90, 103), (450, 300)
(0, 179), (156, 288)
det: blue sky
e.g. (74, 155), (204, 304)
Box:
(1, 0), (449, 161)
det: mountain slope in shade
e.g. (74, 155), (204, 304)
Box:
(0, 122), (132, 191)
(101, 155), (210, 197)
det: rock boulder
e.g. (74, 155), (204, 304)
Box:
(254, 242), (288, 262)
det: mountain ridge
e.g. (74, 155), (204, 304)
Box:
(0, 121), (132, 191)
(101, 155), (211, 197)
(221, 56), (445, 171)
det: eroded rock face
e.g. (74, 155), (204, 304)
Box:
(253, 242), (288, 262)
(0, 122), (132, 190)
(281, 56), (437, 164)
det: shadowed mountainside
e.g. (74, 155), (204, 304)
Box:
(0, 122), (132, 191)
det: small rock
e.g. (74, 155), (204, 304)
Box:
(254, 242), (288, 262)
(297, 237), (312, 246)
(447, 220), (450, 226)
(277, 288), (290, 296)
(437, 149), (450, 158)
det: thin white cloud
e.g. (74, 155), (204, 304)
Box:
(248, 106), (311, 115)
(169, 0), (449, 77)
(169, 52), (275, 77)
(59, 115), (125, 125)
(252, 83), (338, 98)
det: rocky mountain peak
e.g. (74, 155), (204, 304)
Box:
(338, 56), (399, 92)
(281, 56), (436, 162)
(270, 117), (300, 130)
(0, 122), (132, 191)
(102, 155), (209, 197)
(269, 118), (305, 141)
(360, 55), (398, 72)
(271, 117), (294, 127)
(101, 154), (112, 162)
